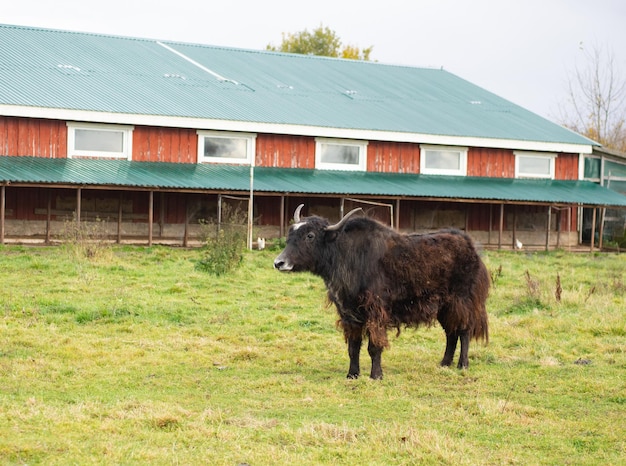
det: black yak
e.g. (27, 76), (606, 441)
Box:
(274, 205), (489, 379)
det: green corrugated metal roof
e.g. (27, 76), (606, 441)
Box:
(0, 24), (594, 148)
(2, 157), (626, 207)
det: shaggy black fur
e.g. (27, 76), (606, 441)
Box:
(274, 211), (489, 379)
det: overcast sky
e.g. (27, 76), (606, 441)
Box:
(3, 0), (625, 121)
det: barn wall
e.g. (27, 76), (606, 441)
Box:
(468, 147), (514, 177)
(0, 116), (581, 181)
(367, 141), (421, 173)
(0, 116), (67, 158)
(256, 133), (315, 168)
(0, 116), (586, 247)
(132, 126), (197, 163)
(555, 153), (579, 180)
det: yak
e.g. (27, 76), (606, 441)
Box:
(274, 204), (489, 379)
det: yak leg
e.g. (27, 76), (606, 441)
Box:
(368, 339), (384, 380)
(347, 336), (362, 379)
(440, 331), (458, 367)
(457, 330), (470, 369)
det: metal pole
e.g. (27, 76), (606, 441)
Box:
(248, 163), (254, 250)
(76, 187), (82, 224)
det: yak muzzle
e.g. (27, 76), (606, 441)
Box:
(273, 253), (293, 271)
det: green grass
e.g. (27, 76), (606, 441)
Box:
(1, 245), (625, 465)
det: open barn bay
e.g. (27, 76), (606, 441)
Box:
(1, 245), (624, 464)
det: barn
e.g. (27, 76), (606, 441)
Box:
(1, 24), (626, 248)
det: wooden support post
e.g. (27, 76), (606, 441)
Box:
(148, 190), (154, 247)
(567, 206), (572, 251)
(488, 204), (493, 246)
(464, 205), (469, 234)
(498, 204), (504, 250)
(159, 192), (165, 238)
(556, 209), (562, 249)
(279, 196), (285, 238)
(183, 197), (189, 248)
(0, 185), (5, 245)
(217, 194), (222, 236)
(598, 207), (606, 250)
(117, 192), (123, 244)
(76, 187), (82, 224)
(545, 206), (551, 251)
(512, 206), (517, 250)
(45, 191), (51, 244)
(590, 208), (597, 252)
(395, 199), (401, 231)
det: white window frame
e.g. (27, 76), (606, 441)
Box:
(420, 145), (468, 176)
(315, 137), (368, 171)
(67, 122), (133, 160)
(514, 151), (557, 179)
(197, 130), (256, 165)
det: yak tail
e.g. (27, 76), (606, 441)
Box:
(471, 262), (490, 344)
(472, 302), (489, 344)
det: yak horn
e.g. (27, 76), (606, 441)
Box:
(293, 204), (305, 223)
(326, 208), (363, 231)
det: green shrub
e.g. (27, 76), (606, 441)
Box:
(60, 214), (111, 261)
(195, 204), (247, 275)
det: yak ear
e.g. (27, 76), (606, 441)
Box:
(324, 229), (339, 243)
(323, 207), (362, 242)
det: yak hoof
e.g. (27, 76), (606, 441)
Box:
(440, 359), (453, 367)
(457, 362), (469, 370)
(347, 373), (360, 379)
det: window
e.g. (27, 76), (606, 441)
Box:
(315, 138), (367, 171)
(420, 145), (467, 175)
(514, 151), (556, 179)
(67, 123), (133, 159)
(197, 130), (256, 164)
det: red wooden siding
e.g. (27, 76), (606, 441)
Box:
(468, 147), (515, 177)
(367, 141), (420, 173)
(256, 134), (315, 168)
(0, 116), (67, 158)
(555, 153), (579, 180)
(132, 126), (197, 163)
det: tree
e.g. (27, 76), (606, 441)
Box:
(560, 43), (626, 152)
(266, 25), (373, 61)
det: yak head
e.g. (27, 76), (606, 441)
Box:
(273, 204), (362, 273)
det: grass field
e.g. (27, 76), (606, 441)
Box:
(1, 243), (625, 465)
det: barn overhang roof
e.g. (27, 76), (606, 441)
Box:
(2, 157), (626, 208)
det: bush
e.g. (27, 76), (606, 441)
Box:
(195, 204), (247, 276)
(60, 214), (111, 261)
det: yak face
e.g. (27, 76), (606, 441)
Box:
(274, 216), (329, 272)
(273, 205), (363, 273)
